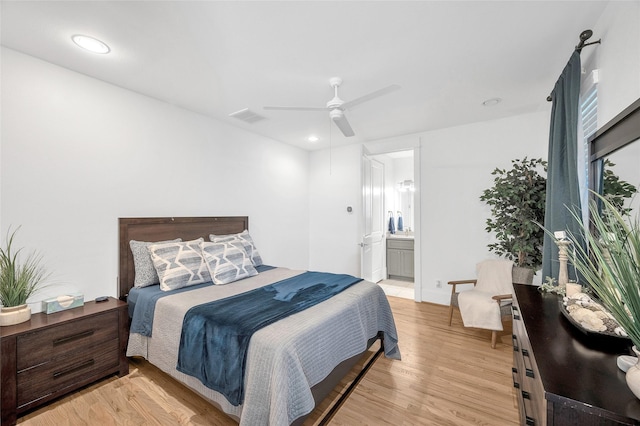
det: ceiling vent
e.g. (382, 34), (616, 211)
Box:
(228, 108), (266, 124)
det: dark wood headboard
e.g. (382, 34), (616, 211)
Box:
(118, 216), (249, 300)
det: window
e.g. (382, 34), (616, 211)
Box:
(579, 69), (598, 223)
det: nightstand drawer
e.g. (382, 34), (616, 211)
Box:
(16, 310), (118, 371)
(16, 339), (119, 408)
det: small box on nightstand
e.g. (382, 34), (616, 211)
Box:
(42, 293), (84, 314)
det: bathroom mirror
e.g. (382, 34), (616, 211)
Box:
(396, 180), (414, 231)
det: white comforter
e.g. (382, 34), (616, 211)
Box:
(126, 267), (400, 426)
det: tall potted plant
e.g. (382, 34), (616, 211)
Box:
(480, 157), (547, 283)
(0, 227), (49, 326)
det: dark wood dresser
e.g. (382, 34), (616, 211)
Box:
(0, 298), (129, 425)
(513, 283), (640, 425)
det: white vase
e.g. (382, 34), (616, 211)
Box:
(626, 346), (640, 399)
(0, 304), (32, 326)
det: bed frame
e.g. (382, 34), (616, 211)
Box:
(118, 216), (383, 425)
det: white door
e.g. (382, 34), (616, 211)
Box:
(362, 154), (384, 283)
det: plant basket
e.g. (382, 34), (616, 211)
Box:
(512, 266), (534, 285)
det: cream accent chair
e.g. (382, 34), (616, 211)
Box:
(448, 259), (514, 348)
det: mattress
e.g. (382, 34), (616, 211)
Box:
(126, 267), (400, 426)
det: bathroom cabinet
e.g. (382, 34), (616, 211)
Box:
(386, 238), (414, 280)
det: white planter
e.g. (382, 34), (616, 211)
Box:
(0, 304), (32, 326)
(626, 346), (640, 399)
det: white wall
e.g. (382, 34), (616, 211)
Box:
(587, 1), (640, 125)
(308, 111), (549, 304)
(308, 144), (362, 276)
(419, 112), (549, 304)
(1, 48), (310, 311)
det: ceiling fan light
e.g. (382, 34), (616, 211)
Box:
(482, 97), (502, 107)
(72, 34), (110, 54)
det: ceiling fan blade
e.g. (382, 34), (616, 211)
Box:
(264, 106), (327, 111)
(341, 84), (401, 110)
(332, 111), (355, 137)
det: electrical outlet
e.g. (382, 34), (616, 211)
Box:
(436, 279), (442, 288)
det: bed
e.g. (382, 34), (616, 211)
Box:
(119, 216), (400, 425)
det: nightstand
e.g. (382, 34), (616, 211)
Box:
(0, 297), (129, 425)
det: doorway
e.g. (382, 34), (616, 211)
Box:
(362, 147), (419, 301)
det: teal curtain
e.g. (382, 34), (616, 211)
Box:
(542, 51), (585, 281)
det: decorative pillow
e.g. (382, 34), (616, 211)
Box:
(130, 238), (182, 288)
(148, 238), (211, 291)
(200, 241), (258, 285)
(209, 230), (263, 266)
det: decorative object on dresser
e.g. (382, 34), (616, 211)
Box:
(626, 347), (640, 401)
(560, 292), (628, 337)
(480, 157), (547, 284)
(448, 259), (514, 348)
(512, 283), (639, 425)
(0, 227), (51, 327)
(0, 297), (129, 426)
(553, 230), (572, 289)
(41, 292), (84, 314)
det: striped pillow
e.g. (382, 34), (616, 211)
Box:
(148, 238), (210, 291)
(200, 241), (258, 285)
(209, 230), (263, 266)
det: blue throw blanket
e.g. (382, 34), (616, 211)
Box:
(128, 265), (275, 336)
(176, 271), (363, 406)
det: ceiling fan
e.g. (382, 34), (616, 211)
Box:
(264, 77), (400, 137)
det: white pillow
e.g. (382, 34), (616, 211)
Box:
(148, 238), (210, 291)
(209, 230), (263, 266)
(200, 241), (258, 285)
(130, 238), (182, 288)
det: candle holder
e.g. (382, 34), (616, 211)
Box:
(556, 239), (572, 290)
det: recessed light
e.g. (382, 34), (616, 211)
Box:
(307, 135), (319, 143)
(482, 98), (502, 107)
(72, 35), (110, 54)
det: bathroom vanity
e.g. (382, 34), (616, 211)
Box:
(386, 236), (414, 280)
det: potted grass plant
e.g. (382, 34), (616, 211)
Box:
(566, 194), (640, 398)
(0, 227), (49, 326)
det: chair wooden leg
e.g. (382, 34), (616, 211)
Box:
(448, 305), (454, 326)
(491, 330), (497, 349)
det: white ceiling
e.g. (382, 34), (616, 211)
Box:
(0, 1), (609, 151)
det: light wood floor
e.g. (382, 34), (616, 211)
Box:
(17, 297), (518, 425)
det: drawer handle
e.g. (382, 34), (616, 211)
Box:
(53, 330), (94, 346)
(512, 334), (519, 352)
(512, 306), (521, 320)
(522, 349), (535, 378)
(53, 359), (95, 379)
(511, 367), (520, 388)
(521, 388), (536, 426)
